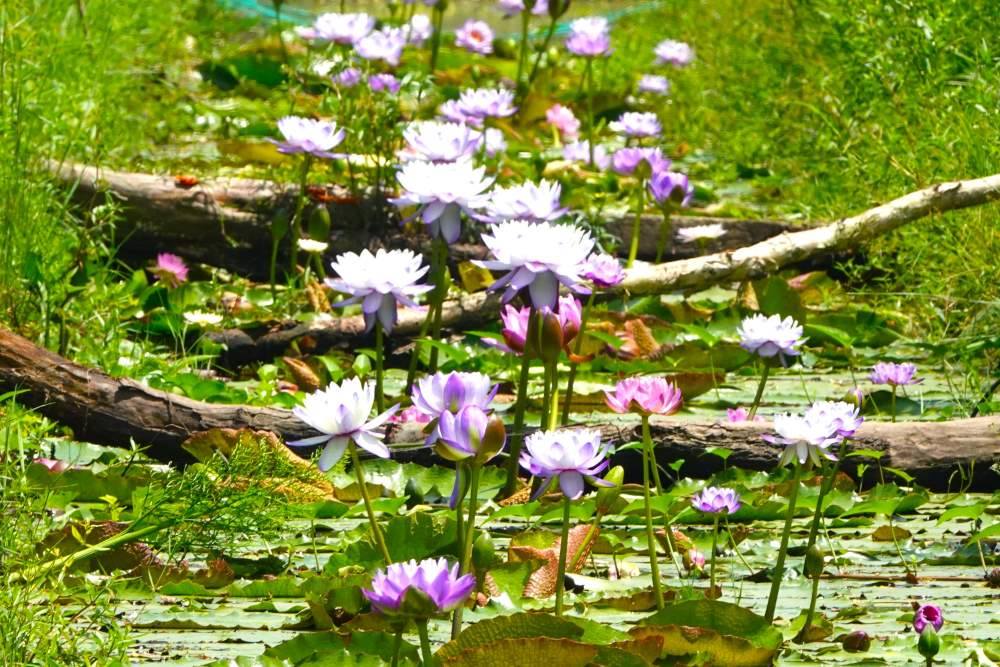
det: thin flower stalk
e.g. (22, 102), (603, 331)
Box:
(764, 462), (801, 623)
(503, 352), (533, 496)
(627, 178), (646, 268)
(451, 463), (481, 638)
(561, 291), (595, 425)
(554, 495), (572, 615)
(350, 441), (392, 563)
(748, 363), (770, 419)
(641, 415), (665, 609)
(709, 514), (721, 594)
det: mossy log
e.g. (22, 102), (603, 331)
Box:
(2, 326), (997, 490)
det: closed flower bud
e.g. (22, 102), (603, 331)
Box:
(841, 630), (871, 653)
(804, 544), (825, 579)
(549, 0), (571, 19)
(478, 414), (507, 463)
(594, 466), (624, 515)
(308, 205), (331, 240)
(539, 309), (564, 364)
(917, 627), (940, 660)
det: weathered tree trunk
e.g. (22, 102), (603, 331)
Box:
(50, 161), (794, 278)
(2, 327), (997, 490)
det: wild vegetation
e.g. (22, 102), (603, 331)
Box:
(1, 0), (999, 665)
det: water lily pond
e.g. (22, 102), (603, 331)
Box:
(3, 0), (1000, 666)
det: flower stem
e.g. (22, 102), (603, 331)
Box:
(452, 464), (481, 639)
(289, 156), (313, 276)
(526, 15), (559, 90)
(375, 321), (385, 414)
(554, 496), (572, 616)
(797, 569), (822, 644)
(503, 353), (533, 496)
(641, 416), (665, 610)
(428, 5), (445, 76)
(391, 628), (403, 667)
(709, 514), (721, 596)
(583, 58), (595, 166)
(654, 204), (673, 264)
(568, 517), (601, 572)
(428, 239), (449, 374)
(453, 464), (467, 557)
(627, 180), (646, 268)
(764, 463), (801, 623)
(748, 363), (771, 420)
(891, 385), (898, 423)
(546, 361), (559, 432)
(350, 441), (392, 564)
(405, 241), (445, 392)
(806, 439), (849, 550)
(514, 10), (531, 97)
(417, 619), (434, 666)
(562, 292), (595, 425)
(642, 416), (663, 495)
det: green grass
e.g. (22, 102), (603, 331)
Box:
(613, 0), (1000, 347)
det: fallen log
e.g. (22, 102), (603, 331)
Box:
(50, 161), (793, 277)
(2, 327), (998, 490)
(205, 172), (1000, 365)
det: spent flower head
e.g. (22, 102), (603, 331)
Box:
(325, 249), (432, 333)
(288, 378), (399, 470)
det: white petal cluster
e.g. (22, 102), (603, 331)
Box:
(484, 180), (567, 224)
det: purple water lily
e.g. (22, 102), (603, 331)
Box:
(612, 147), (670, 176)
(363, 557), (476, 616)
(649, 169), (694, 206)
(737, 314), (805, 362)
(483, 179), (567, 224)
(520, 428), (614, 499)
(691, 486), (742, 514)
(913, 604), (944, 633)
(638, 74), (670, 95)
(870, 361), (920, 387)
(655, 39), (695, 66)
(399, 121), (482, 163)
(609, 111), (662, 138)
(582, 253), (625, 288)
(390, 160), (493, 243)
(355, 27), (407, 66)
(296, 12), (374, 45)
(455, 19), (494, 55)
(565, 17), (611, 57)
(604, 376), (683, 416)
(411, 371), (498, 444)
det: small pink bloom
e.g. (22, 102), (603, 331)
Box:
(546, 104), (580, 139)
(455, 19), (494, 55)
(152, 253), (189, 288)
(605, 376), (683, 416)
(726, 407), (763, 423)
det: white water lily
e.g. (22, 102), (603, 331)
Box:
(483, 180), (567, 224)
(398, 121), (482, 163)
(325, 249), (432, 333)
(764, 412), (841, 468)
(475, 220), (594, 309)
(183, 311), (223, 327)
(390, 160), (493, 243)
(677, 223), (726, 243)
(288, 378), (399, 471)
(297, 238), (329, 253)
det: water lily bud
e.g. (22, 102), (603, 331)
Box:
(804, 544), (825, 579)
(271, 210), (290, 241)
(549, 0), (571, 19)
(477, 414), (507, 463)
(594, 465), (624, 515)
(917, 627), (940, 661)
(841, 630), (871, 653)
(308, 205), (331, 241)
(844, 387), (865, 409)
(987, 568), (1000, 588)
(539, 309), (564, 364)
(352, 352), (372, 379)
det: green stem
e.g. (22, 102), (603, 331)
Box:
(540, 357), (552, 432)
(798, 570), (822, 643)
(428, 240), (449, 373)
(452, 464), (481, 639)
(627, 181), (645, 268)
(391, 629), (403, 667)
(554, 496), (572, 616)
(350, 442), (392, 564)
(562, 292), (595, 425)
(546, 361), (559, 432)
(28, 521), (167, 581)
(404, 241), (445, 392)
(417, 619), (434, 666)
(568, 518), (601, 572)
(503, 353), (533, 496)
(428, 5), (445, 75)
(375, 321), (385, 414)
(806, 439), (850, 549)
(709, 514), (721, 596)
(748, 363), (771, 419)
(642, 416), (663, 495)
(891, 385), (898, 423)
(453, 464), (467, 558)
(641, 418), (665, 609)
(584, 59), (595, 166)
(654, 204), (673, 264)
(514, 10), (531, 96)
(764, 463), (801, 623)
(526, 16), (559, 89)
(289, 156), (313, 276)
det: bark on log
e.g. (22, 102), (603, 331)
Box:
(2, 327), (997, 490)
(50, 161), (793, 277)
(618, 173), (1000, 295)
(205, 172), (1000, 365)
